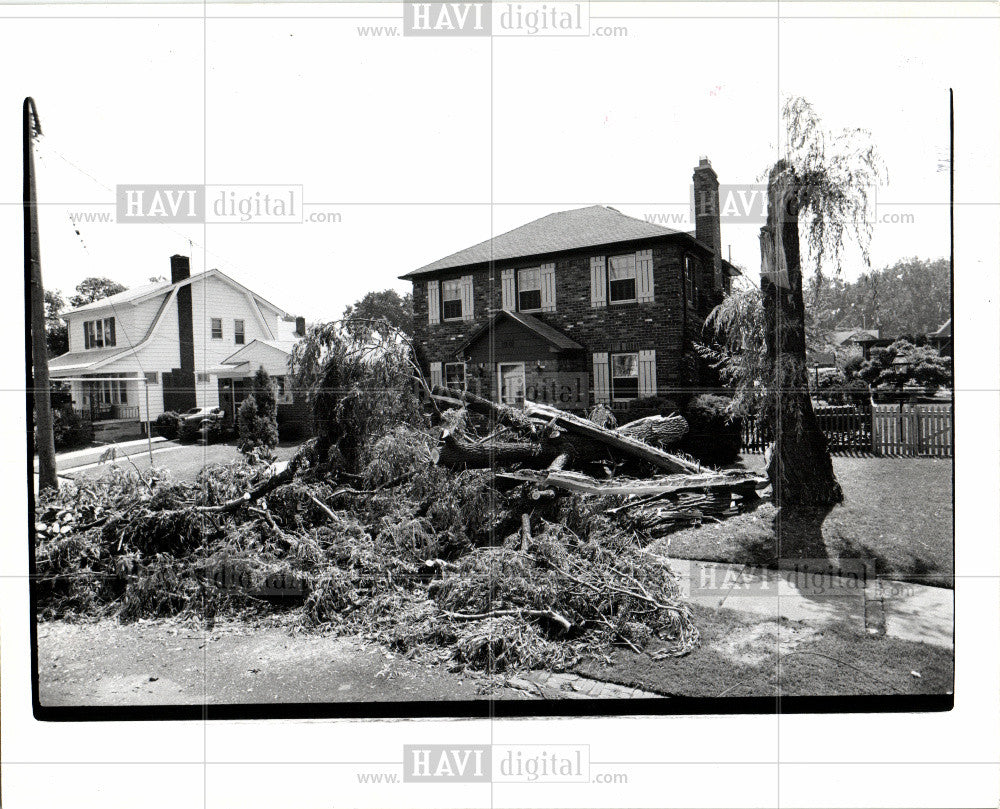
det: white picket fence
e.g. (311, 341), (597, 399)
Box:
(871, 403), (953, 457)
(742, 402), (953, 457)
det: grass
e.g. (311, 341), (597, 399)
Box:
(576, 603), (954, 698)
(661, 455), (953, 588)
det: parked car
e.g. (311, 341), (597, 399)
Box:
(177, 407), (226, 443)
(180, 406), (225, 426)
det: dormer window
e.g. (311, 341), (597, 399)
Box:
(83, 317), (116, 349)
(608, 254), (637, 303)
(517, 267), (542, 312)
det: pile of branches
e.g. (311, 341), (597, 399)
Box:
(34, 325), (765, 675)
(431, 386), (766, 532)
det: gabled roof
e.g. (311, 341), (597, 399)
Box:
(220, 339), (297, 366)
(63, 268), (290, 318)
(458, 310), (584, 356)
(401, 205), (695, 279)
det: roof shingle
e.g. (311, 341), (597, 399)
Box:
(401, 205), (688, 278)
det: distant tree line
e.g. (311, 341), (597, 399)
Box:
(805, 257), (950, 340)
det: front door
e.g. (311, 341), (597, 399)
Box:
(498, 363), (526, 406)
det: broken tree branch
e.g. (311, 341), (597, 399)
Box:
(523, 402), (703, 474)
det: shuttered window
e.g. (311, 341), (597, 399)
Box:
(635, 249), (654, 303)
(442, 279), (463, 321)
(427, 280), (441, 324)
(429, 362), (443, 390)
(540, 263), (556, 312)
(611, 352), (639, 401)
(500, 269), (516, 311)
(461, 275), (475, 322)
(590, 256), (607, 308)
(592, 352), (610, 404)
(608, 254), (637, 303)
(638, 349), (657, 398)
(517, 267), (542, 312)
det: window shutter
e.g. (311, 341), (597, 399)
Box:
(461, 275), (474, 321)
(592, 352), (610, 404)
(540, 263), (556, 312)
(501, 268), (516, 312)
(427, 280), (440, 325)
(83, 322), (90, 349)
(638, 349), (657, 398)
(429, 362), (443, 390)
(636, 249), (654, 303)
(590, 256), (607, 308)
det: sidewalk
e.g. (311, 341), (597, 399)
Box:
(672, 559), (952, 649)
(35, 436), (169, 473)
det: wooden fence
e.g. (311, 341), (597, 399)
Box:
(871, 403), (952, 457)
(741, 402), (952, 457)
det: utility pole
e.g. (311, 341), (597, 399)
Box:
(24, 97), (57, 491)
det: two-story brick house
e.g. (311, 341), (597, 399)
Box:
(49, 254), (303, 438)
(402, 158), (739, 411)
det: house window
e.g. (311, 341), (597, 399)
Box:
(445, 362), (467, 392)
(276, 376), (286, 396)
(196, 372), (210, 383)
(608, 254), (637, 303)
(234, 319), (245, 344)
(684, 255), (697, 304)
(85, 378), (128, 406)
(611, 352), (639, 401)
(83, 317), (116, 349)
(211, 318), (223, 339)
(517, 268), (542, 312)
(144, 371), (158, 385)
(441, 280), (463, 321)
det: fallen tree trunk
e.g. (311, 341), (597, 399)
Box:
(523, 402), (703, 474)
(616, 414), (688, 448)
(502, 468), (768, 499)
(436, 430), (556, 469)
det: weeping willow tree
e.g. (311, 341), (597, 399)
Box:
(710, 97), (886, 508)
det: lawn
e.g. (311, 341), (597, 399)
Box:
(576, 603), (954, 698)
(660, 455), (954, 588)
(63, 439), (304, 484)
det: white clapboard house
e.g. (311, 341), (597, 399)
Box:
(49, 255), (304, 439)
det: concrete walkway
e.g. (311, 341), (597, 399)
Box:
(672, 560), (953, 649)
(35, 436), (169, 472)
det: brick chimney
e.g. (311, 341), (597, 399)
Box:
(170, 254), (191, 284)
(294, 316), (306, 337)
(692, 157), (722, 290)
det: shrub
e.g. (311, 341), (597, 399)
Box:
(680, 394), (742, 466)
(237, 367), (279, 458)
(860, 340), (951, 394)
(153, 411), (181, 440)
(839, 349), (865, 380)
(177, 418), (200, 443)
(623, 395), (679, 421)
(51, 407), (94, 450)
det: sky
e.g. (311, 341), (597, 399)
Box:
(1, 1), (997, 324)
